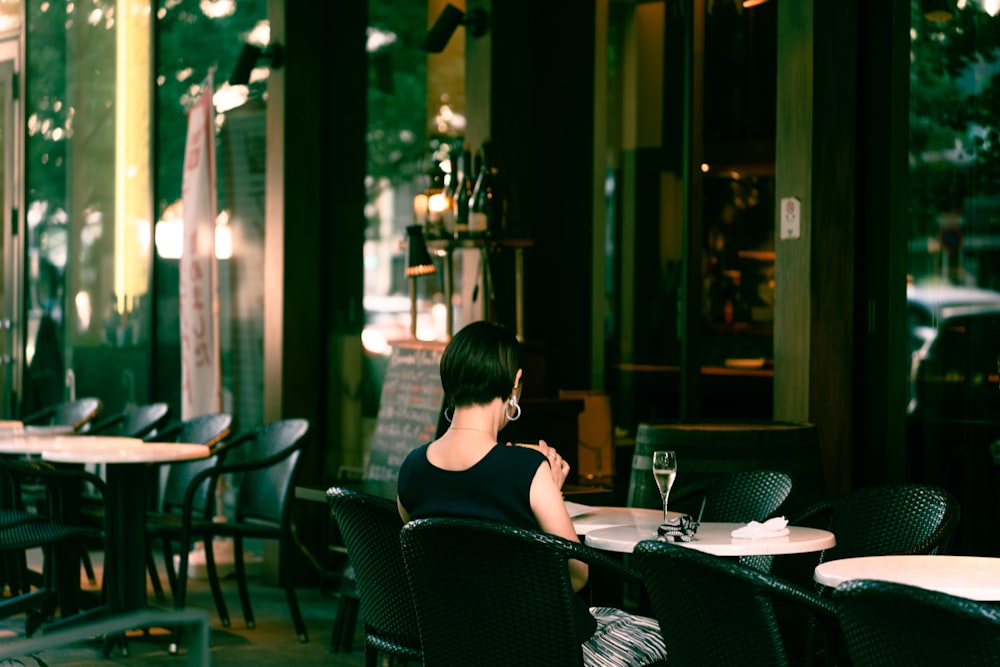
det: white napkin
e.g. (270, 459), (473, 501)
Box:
(731, 516), (789, 539)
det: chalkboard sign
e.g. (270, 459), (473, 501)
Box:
(364, 340), (448, 482)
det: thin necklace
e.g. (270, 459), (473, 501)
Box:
(449, 426), (496, 438)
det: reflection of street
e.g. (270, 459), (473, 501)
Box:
(906, 286), (1000, 557)
(907, 285), (1000, 418)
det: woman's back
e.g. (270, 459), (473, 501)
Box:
(397, 441), (545, 529)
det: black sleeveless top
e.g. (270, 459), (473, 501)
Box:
(397, 443), (598, 643)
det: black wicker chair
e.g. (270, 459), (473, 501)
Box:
(643, 469), (794, 572)
(633, 539), (840, 667)
(88, 402), (171, 439)
(771, 483), (960, 663)
(326, 486), (421, 666)
(0, 457), (110, 636)
(833, 579), (1000, 666)
(169, 418), (310, 653)
(668, 469), (794, 523)
(400, 516), (663, 667)
(143, 412), (233, 601)
(22, 397), (103, 432)
(12, 397), (103, 589)
(773, 483), (961, 591)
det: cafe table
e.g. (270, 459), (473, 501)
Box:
(36, 436), (211, 615)
(814, 554), (1000, 602)
(0, 425), (80, 453)
(575, 506), (836, 557)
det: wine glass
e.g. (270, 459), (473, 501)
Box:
(652, 450), (677, 523)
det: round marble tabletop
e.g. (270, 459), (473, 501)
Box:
(578, 507), (835, 556)
(39, 436), (209, 464)
(0, 434), (143, 455)
(814, 555), (1000, 601)
(571, 506), (678, 536)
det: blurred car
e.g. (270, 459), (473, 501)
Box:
(907, 285), (1000, 361)
(908, 285), (1000, 418)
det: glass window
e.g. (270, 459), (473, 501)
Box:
(21, 0), (269, 423)
(907, 0), (1000, 556)
(154, 0), (268, 427)
(603, 2), (777, 433)
(362, 0), (461, 423)
(24, 0), (153, 414)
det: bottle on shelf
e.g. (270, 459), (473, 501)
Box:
(483, 138), (503, 235)
(439, 147), (458, 236)
(452, 142), (471, 239)
(423, 158), (447, 239)
(468, 143), (492, 237)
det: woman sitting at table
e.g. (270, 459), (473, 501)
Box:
(397, 321), (668, 667)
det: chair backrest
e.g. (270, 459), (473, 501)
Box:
(399, 517), (584, 667)
(675, 469), (794, 523)
(795, 483), (960, 563)
(23, 397), (103, 431)
(89, 402), (171, 439)
(232, 418), (309, 525)
(326, 487), (421, 654)
(157, 413), (234, 516)
(152, 413), (233, 448)
(633, 539), (836, 667)
(627, 421), (824, 513)
(833, 579), (1000, 666)
(772, 483), (961, 591)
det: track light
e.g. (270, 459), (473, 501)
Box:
(421, 4), (489, 54)
(229, 42), (285, 86)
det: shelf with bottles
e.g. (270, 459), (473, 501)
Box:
(419, 136), (510, 242)
(426, 236), (533, 252)
(702, 166), (775, 334)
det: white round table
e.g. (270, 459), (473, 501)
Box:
(571, 506), (679, 536)
(0, 426), (83, 453)
(814, 555), (1000, 601)
(576, 507), (835, 556)
(33, 436), (211, 613)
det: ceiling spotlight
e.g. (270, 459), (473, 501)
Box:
(229, 42), (285, 86)
(421, 4), (489, 54)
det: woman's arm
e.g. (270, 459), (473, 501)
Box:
(397, 497), (411, 523)
(529, 455), (588, 592)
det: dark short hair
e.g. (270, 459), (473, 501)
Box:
(440, 321), (521, 408)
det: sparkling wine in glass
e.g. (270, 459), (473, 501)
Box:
(652, 450), (677, 523)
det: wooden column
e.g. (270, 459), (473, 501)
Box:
(265, 0), (367, 582)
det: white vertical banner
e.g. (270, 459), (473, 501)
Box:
(180, 74), (221, 420)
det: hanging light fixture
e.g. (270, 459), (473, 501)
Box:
(405, 225), (436, 339)
(421, 3), (489, 53)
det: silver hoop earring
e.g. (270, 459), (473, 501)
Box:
(506, 396), (521, 421)
(444, 406), (454, 423)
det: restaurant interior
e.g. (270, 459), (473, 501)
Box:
(0, 0), (999, 663)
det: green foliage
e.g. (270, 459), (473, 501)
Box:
(910, 1), (1000, 238)
(155, 0), (268, 217)
(366, 0), (430, 188)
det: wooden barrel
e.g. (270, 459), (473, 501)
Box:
(626, 420), (826, 516)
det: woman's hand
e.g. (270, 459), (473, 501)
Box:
(538, 439), (570, 489)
